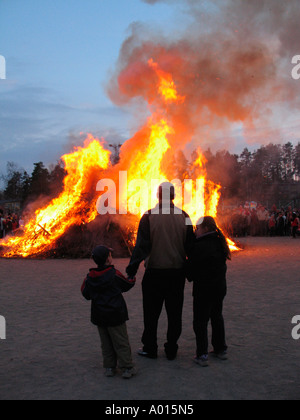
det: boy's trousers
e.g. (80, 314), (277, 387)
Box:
(97, 323), (134, 369)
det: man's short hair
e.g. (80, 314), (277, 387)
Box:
(158, 182), (175, 201)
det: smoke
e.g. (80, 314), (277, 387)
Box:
(142, 0), (163, 3)
(107, 0), (300, 152)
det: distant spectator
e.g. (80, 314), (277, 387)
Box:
(291, 213), (300, 239)
(12, 214), (19, 232)
(268, 215), (276, 237)
(277, 213), (285, 237)
(5, 214), (13, 236)
(250, 209), (259, 236)
(0, 210), (5, 239)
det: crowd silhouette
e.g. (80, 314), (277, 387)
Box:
(221, 203), (300, 238)
(0, 210), (24, 239)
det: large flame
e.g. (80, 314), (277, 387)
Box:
(124, 118), (172, 216)
(1, 136), (111, 257)
(0, 60), (240, 257)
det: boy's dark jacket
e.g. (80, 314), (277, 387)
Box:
(81, 265), (135, 327)
(186, 232), (227, 296)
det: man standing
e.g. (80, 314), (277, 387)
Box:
(126, 182), (194, 360)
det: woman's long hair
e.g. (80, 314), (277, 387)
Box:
(197, 216), (231, 261)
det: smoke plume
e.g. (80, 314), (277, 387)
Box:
(108, 0), (300, 152)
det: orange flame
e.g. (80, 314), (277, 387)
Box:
(148, 58), (185, 103)
(1, 136), (110, 257)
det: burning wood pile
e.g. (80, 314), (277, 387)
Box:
(0, 60), (240, 259)
(1, 215), (137, 259)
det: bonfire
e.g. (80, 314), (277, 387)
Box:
(0, 60), (240, 258)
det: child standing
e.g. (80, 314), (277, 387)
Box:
(187, 217), (231, 367)
(81, 245), (136, 379)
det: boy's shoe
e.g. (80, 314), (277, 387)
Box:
(122, 368), (137, 379)
(210, 350), (228, 361)
(137, 349), (158, 359)
(104, 368), (116, 377)
(193, 355), (209, 367)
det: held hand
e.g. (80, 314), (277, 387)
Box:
(127, 276), (136, 283)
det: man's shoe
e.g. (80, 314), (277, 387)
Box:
(164, 343), (178, 360)
(210, 350), (228, 361)
(137, 349), (158, 359)
(193, 355), (209, 367)
(104, 368), (116, 377)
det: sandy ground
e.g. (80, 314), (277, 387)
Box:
(0, 237), (300, 400)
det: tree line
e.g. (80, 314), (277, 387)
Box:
(0, 161), (66, 205)
(1, 142), (300, 208)
(202, 142), (300, 205)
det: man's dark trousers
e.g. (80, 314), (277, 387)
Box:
(141, 268), (186, 356)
